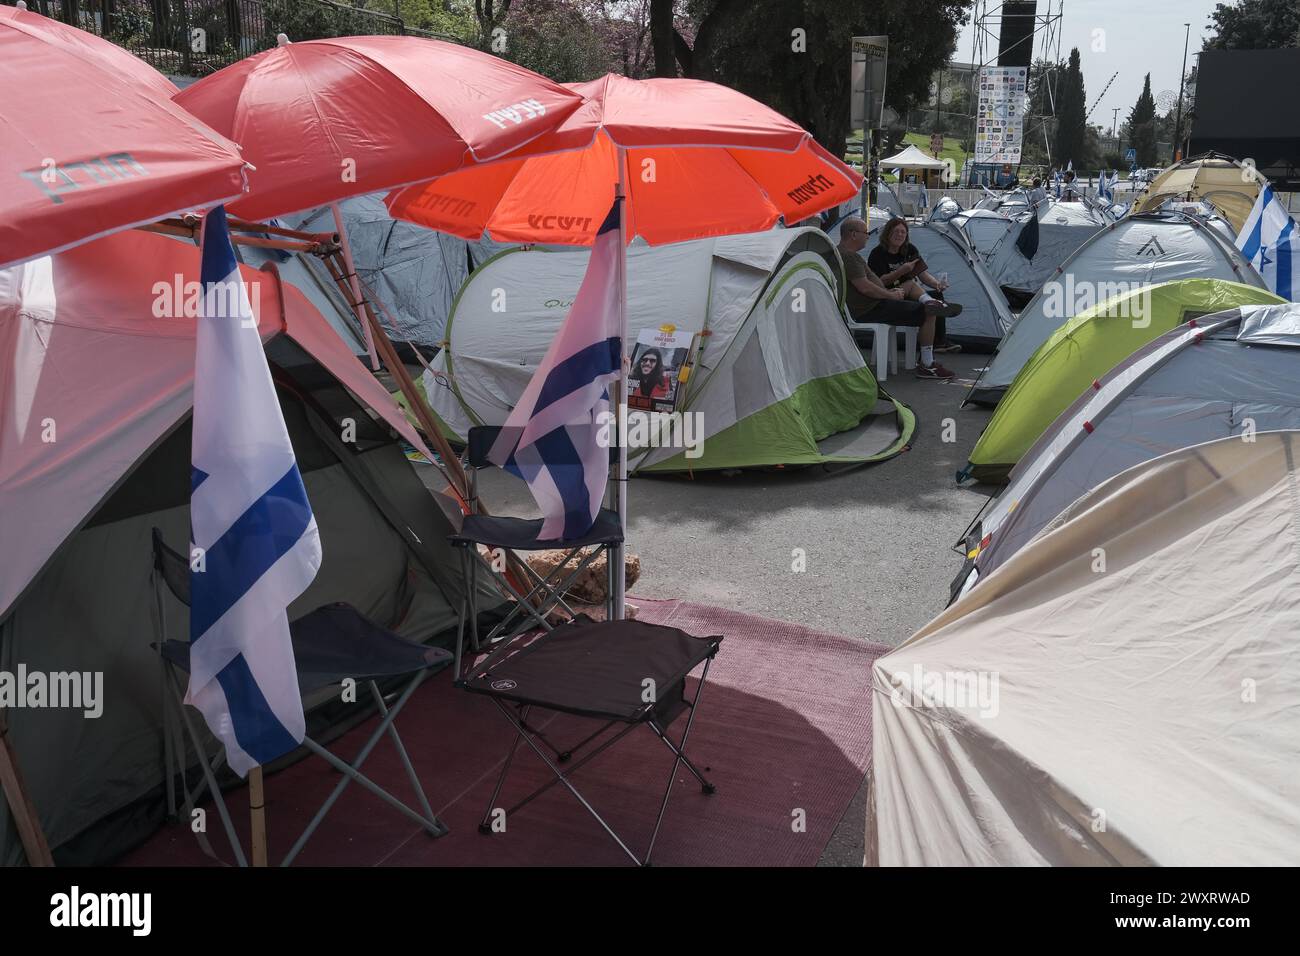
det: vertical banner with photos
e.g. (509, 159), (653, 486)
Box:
(975, 66), (1028, 164)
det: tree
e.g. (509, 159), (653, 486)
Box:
(650, 0), (969, 157)
(495, 0), (615, 80)
(1051, 48), (1087, 169)
(1128, 73), (1157, 166)
(396, 0), (477, 40)
(1205, 0), (1300, 50)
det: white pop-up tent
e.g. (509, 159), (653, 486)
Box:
(878, 144), (947, 172)
(422, 226), (915, 472)
(967, 211), (1266, 405)
(870, 430), (1300, 866)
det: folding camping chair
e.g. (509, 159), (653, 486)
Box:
(450, 425), (623, 680)
(459, 615), (722, 866)
(148, 529), (451, 866)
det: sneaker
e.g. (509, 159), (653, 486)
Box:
(924, 299), (964, 318)
(934, 341), (962, 354)
(915, 362), (955, 380)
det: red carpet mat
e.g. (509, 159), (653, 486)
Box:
(121, 598), (884, 867)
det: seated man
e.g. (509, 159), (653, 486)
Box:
(837, 217), (955, 380)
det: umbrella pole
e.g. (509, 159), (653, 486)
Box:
(331, 203), (381, 372)
(613, 148), (629, 620)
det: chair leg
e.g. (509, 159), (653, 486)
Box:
(282, 672), (447, 866)
(369, 678), (442, 837)
(478, 704), (530, 834)
(501, 719), (634, 819)
(486, 698), (641, 866)
(643, 657), (714, 866)
(160, 654), (176, 821)
(475, 545), (606, 649)
(165, 668), (248, 867)
(455, 548), (470, 682)
(872, 325), (888, 381)
(647, 719), (715, 793)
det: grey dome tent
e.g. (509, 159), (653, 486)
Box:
(420, 226), (915, 473)
(0, 230), (492, 865)
(260, 193), (509, 354)
(950, 200), (1110, 301)
(966, 211), (1266, 406)
(952, 302), (1300, 601)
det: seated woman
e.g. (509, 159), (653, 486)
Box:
(867, 217), (963, 353)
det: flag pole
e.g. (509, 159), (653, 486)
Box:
(331, 203), (381, 372)
(249, 765), (268, 866)
(613, 147), (629, 620)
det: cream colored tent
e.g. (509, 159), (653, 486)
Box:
(868, 431), (1300, 866)
(1131, 153), (1260, 232)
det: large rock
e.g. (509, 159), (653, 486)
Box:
(524, 547), (641, 605)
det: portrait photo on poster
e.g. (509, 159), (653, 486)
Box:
(627, 328), (695, 414)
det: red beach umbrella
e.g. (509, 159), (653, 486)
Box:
(173, 34), (588, 222)
(0, 5), (248, 271)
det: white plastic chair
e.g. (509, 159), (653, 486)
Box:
(857, 323), (917, 381)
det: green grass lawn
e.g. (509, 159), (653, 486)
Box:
(845, 131), (969, 183)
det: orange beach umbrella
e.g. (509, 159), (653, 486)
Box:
(385, 73), (861, 246)
(384, 74), (861, 619)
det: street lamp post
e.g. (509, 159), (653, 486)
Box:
(1173, 22), (1191, 162)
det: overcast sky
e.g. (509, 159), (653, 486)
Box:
(954, 0), (1222, 130)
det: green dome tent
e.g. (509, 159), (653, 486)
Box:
(420, 226), (916, 473)
(962, 278), (1283, 482)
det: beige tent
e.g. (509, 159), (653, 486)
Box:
(868, 431), (1300, 866)
(1131, 153), (1260, 231)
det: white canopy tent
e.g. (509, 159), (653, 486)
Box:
(878, 144), (947, 171)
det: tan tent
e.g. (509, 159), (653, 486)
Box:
(868, 431), (1300, 866)
(1131, 153), (1260, 231)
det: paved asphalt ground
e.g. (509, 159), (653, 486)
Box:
(458, 347), (999, 866)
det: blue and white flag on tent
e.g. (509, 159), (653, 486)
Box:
(1236, 182), (1300, 301)
(1098, 171), (1110, 201)
(489, 199), (622, 541)
(188, 206), (321, 777)
(1053, 170), (1063, 199)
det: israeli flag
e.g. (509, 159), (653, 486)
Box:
(490, 199), (622, 541)
(1237, 182), (1300, 301)
(1098, 171), (1110, 201)
(188, 206), (321, 777)
(1053, 170), (1063, 199)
